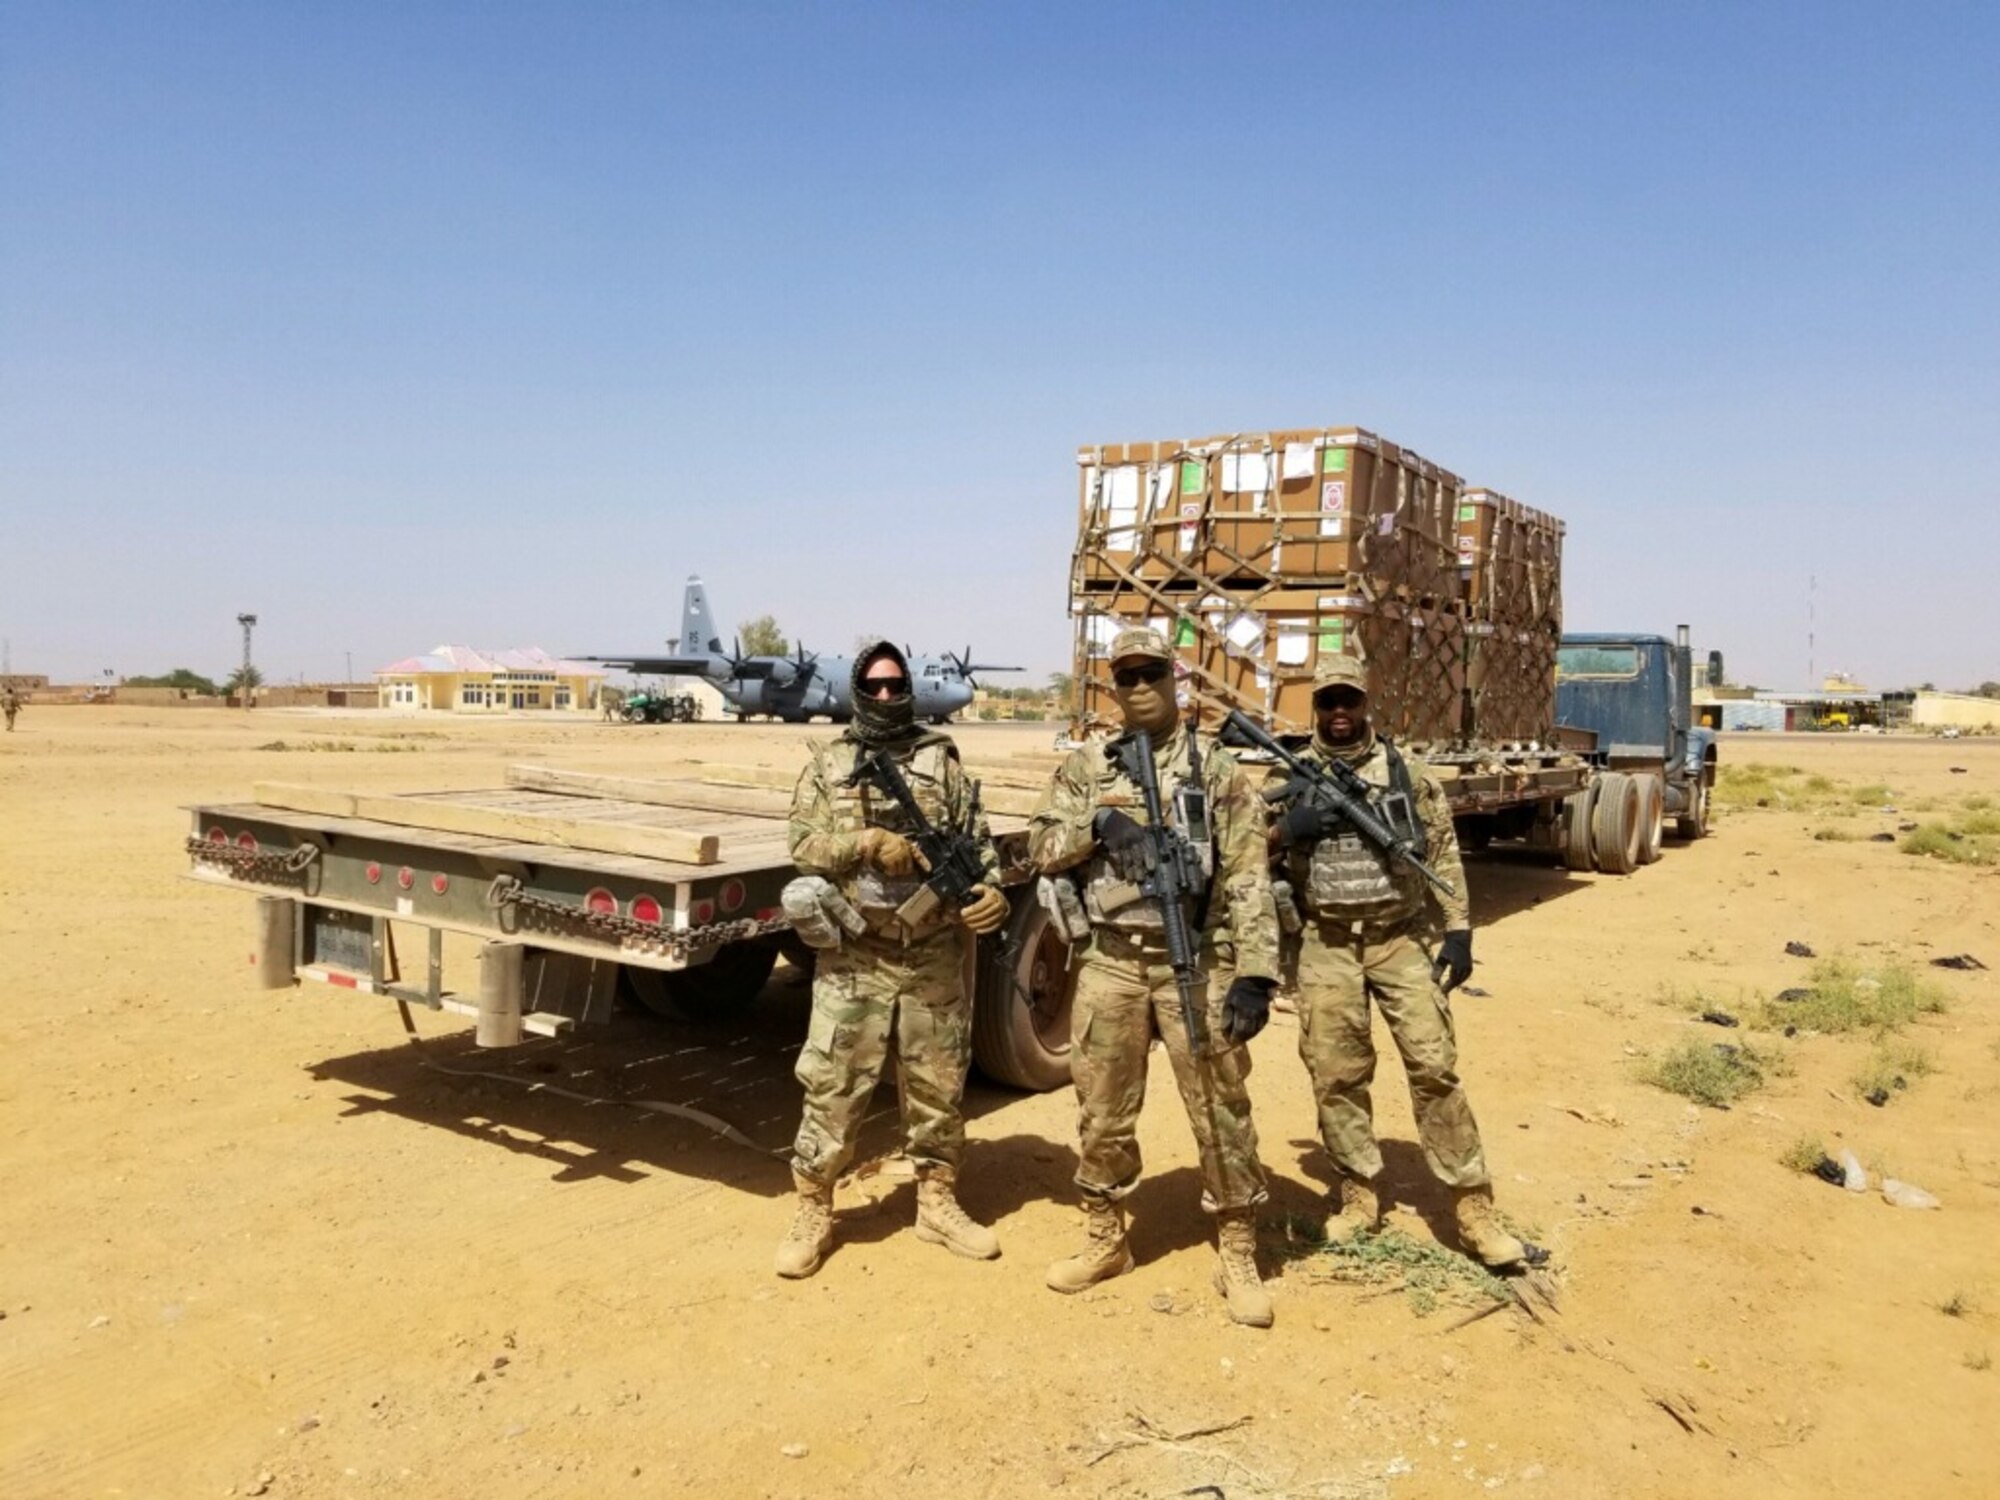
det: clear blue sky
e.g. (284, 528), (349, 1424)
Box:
(4, 2), (1996, 691)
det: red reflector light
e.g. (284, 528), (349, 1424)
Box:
(719, 878), (746, 913)
(431, 874), (449, 895)
(630, 894), (663, 925)
(690, 899), (715, 924)
(365, 862), (382, 884)
(236, 831), (259, 851)
(584, 887), (617, 915)
(208, 827), (229, 844)
(396, 867), (415, 890)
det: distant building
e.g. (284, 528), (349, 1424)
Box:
(1912, 691), (2000, 732)
(375, 646), (606, 713)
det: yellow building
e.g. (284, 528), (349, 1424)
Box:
(375, 646), (606, 713)
(1912, 691), (2000, 733)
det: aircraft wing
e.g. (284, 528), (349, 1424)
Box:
(576, 654), (721, 676)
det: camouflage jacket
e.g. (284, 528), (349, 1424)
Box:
(789, 730), (1000, 936)
(1267, 733), (1470, 932)
(1029, 728), (1279, 982)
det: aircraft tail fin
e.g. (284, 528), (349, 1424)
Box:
(681, 576), (721, 655)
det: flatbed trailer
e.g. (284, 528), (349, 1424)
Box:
(184, 762), (1079, 1091)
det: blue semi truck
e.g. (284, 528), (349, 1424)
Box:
(1547, 624), (1718, 874)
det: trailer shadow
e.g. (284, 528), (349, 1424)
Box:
(305, 972), (1059, 1199)
(1462, 848), (1595, 927)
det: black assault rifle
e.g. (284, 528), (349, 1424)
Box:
(846, 747), (988, 930)
(1220, 709), (1455, 900)
(1103, 724), (1210, 1049)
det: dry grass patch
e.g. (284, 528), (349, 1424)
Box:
(1759, 958), (1948, 1034)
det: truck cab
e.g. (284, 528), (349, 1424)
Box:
(1555, 626), (1718, 840)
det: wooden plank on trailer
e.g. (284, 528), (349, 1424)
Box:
(254, 783), (722, 866)
(506, 765), (790, 819)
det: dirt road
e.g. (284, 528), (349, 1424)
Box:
(3, 709), (1996, 1498)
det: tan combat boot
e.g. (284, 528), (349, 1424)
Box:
(1212, 1211), (1275, 1328)
(914, 1166), (1001, 1260)
(1045, 1198), (1134, 1293)
(1324, 1174), (1381, 1240)
(1454, 1185), (1527, 1268)
(774, 1171), (834, 1279)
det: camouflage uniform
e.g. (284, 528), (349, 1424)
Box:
(1029, 628), (1282, 1324)
(1277, 731), (1486, 1188)
(2, 688), (18, 731)
(1030, 729), (1278, 1210)
(1273, 654), (1525, 1265)
(787, 729), (999, 1186)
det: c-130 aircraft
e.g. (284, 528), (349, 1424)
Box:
(581, 577), (1018, 724)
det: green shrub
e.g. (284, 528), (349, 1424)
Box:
(1640, 1039), (1774, 1108)
(1902, 823), (1997, 866)
(1778, 1134), (1826, 1173)
(1760, 958), (1948, 1034)
(1852, 1041), (1936, 1099)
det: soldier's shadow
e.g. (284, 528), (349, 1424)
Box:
(1281, 1135), (1460, 1250)
(825, 1130), (1082, 1250)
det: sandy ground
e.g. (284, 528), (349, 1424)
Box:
(2, 706), (1997, 1500)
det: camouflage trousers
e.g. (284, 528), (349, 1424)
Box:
(790, 928), (971, 1186)
(1293, 918), (1490, 1189)
(1068, 930), (1266, 1214)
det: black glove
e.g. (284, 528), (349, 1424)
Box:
(1432, 929), (1474, 995)
(1276, 799), (1332, 848)
(1221, 975), (1275, 1045)
(1092, 808), (1156, 878)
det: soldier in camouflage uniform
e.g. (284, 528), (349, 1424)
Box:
(1269, 655), (1527, 1268)
(2, 685), (20, 731)
(774, 641), (1012, 1279)
(1029, 628), (1282, 1327)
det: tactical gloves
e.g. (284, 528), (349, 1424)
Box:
(855, 827), (926, 876)
(1432, 929), (1474, 995)
(1092, 808), (1157, 878)
(1275, 800), (1332, 848)
(956, 883), (1010, 936)
(1221, 975), (1275, 1045)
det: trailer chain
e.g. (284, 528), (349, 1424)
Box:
(186, 835), (321, 884)
(483, 874), (791, 961)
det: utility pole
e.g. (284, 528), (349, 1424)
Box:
(1807, 574), (1816, 689)
(238, 613), (258, 710)
(345, 650), (353, 688)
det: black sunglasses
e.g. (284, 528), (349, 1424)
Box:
(1313, 687), (1366, 711)
(1112, 662), (1170, 689)
(862, 676), (911, 698)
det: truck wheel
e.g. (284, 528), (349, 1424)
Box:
(1560, 783), (1599, 871)
(1592, 772), (1643, 875)
(972, 897), (1075, 1092)
(621, 939), (780, 1022)
(1635, 774), (1666, 865)
(1675, 779), (1711, 840)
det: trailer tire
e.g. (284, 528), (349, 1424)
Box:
(1561, 783), (1599, 871)
(1635, 774), (1666, 865)
(1592, 772), (1643, 875)
(972, 897), (1075, 1092)
(621, 939), (780, 1022)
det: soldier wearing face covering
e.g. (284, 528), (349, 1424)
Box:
(773, 641), (1010, 1279)
(1027, 628), (1282, 1328)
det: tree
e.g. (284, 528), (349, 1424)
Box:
(126, 667), (221, 695)
(1974, 682), (2000, 700)
(737, 615), (788, 656)
(225, 665), (265, 695)
(1048, 671), (1075, 710)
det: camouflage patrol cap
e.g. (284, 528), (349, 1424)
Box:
(1312, 654), (1369, 694)
(1108, 627), (1173, 665)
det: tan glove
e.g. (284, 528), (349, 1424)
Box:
(855, 826), (926, 876)
(956, 883), (1010, 936)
